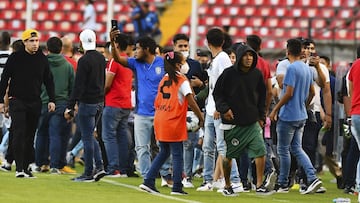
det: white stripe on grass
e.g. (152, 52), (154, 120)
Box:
(102, 179), (202, 203)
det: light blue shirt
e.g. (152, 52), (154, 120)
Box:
(279, 61), (313, 121)
(127, 56), (164, 116)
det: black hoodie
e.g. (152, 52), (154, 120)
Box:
(213, 44), (266, 126)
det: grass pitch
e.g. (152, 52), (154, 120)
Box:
(0, 166), (357, 203)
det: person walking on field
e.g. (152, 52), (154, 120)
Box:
(139, 51), (204, 195)
(0, 29), (56, 178)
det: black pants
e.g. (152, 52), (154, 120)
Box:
(9, 99), (41, 172)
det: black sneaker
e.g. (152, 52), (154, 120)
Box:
(336, 176), (344, 189)
(315, 186), (327, 193)
(24, 170), (36, 178)
(222, 186), (239, 197)
(15, 171), (26, 178)
(93, 169), (106, 182)
(71, 174), (94, 182)
(344, 186), (355, 194)
(171, 190), (188, 195)
(0, 164), (11, 172)
(301, 178), (322, 194)
(274, 184), (289, 193)
(242, 181), (251, 192)
(139, 183), (160, 194)
(256, 185), (275, 196)
(264, 170), (277, 191)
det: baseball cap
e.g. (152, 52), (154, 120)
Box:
(21, 29), (39, 41)
(79, 29), (96, 51)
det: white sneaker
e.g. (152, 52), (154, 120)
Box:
(161, 176), (173, 188)
(212, 178), (225, 189)
(196, 182), (213, 191)
(182, 177), (194, 188)
(232, 182), (244, 193)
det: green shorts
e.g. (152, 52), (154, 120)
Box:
(224, 122), (266, 159)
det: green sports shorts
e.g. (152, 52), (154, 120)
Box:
(224, 122), (266, 159)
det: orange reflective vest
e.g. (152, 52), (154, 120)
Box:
(154, 74), (188, 142)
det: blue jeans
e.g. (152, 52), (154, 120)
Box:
(134, 114), (171, 177)
(202, 114), (226, 182)
(144, 141), (183, 191)
(183, 131), (199, 178)
(49, 103), (71, 169)
(78, 102), (104, 176)
(35, 105), (50, 167)
(102, 106), (130, 174)
(351, 115), (360, 189)
(276, 119), (317, 186)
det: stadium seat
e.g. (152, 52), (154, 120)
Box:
(0, 10), (16, 20)
(50, 12), (65, 22)
(0, 0), (9, 10)
(210, 6), (224, 16)
(243, 6), (255, 16)
(319, 8), (335, 18)
(33, 11), (48, 22)
(8, 20), (25, 31)
(264, 17), (279, 28)
(12, 0), (26, 10)
(39, 21), (55, 31)
(95, 2), (107, 13)
(58, 21), (72, 32)
(42, 1), (59, 11)
(247, 17), (263, 27)
(0, 20), (6, 30)
(67, 12), (82, 22)
(59, 1), (76, 11)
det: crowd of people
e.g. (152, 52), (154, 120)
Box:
(0, 2), (360, 201)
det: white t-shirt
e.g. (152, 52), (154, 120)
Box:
(205, 51), (232, 116)
(82, 4), (97, 31)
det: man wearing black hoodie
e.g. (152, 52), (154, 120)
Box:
(213, 44), (272, 196)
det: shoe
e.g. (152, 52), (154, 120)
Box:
(336, 176), (344, 189)
(301, 178), (322, 194)
(40, 165), (50, 172)
(212, 178), (225, 189)
(71, 174), (94, 182)
(171, 190), (188, 195)
(60, 166), (76, 174)
(126, 171), (139, 177)
(274, 184), (289, 193)
(161, 176), (173, 188)
(182, 177), (194, 188)
(139, 183), (160, 194)
(222, 186), (239, 197)
(0, 164), (11, 172)
(256, 184), (275, 195)
(196, 181), (213, 191)
(231, 182), (243, 193)
(15, 171), (27, 178)
(242, 181), (251, 192)
(75, 157), (84, 166)
(24, 170), (36, 178)
(67, 152), (75, 168)
(93, 169), (106, 182)
(315, 186), (327, 193)
(264, 170), (277, 191)
(50, 168), (61, 174)
(344, 186), (355, 194)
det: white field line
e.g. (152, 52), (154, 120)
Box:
(101, 179), (202, 203)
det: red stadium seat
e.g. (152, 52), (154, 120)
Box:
(95, 2), (107, 13)
(31, 1), (42, 10)
(247, 17), (263, 27)
(0, 11), (16, 20)
(304, 8), (317, 18)
(0, 20), (6, 30)
(50, 12), (66, 22)
(198, 5), (208, 16)
(67, 12), (82, 22)
(12, 0), (26, 10)
(290, 8), (303, 18)
(39, 20), (55, 30)
(210, 6), (224, 16)
(226, 6), (240, 16)
(243, 6), (255, 16)
(59, 1), (76, 11)
(312, 19), (326, 29)
(279, 18), (295, 28)
(0, 0), (9, 10)
(42, 1), (59, 11)
(319, 8), (335, 18)
(179, 25), (190, 35)
(58, 21), (72, 32)
(8, 20), (25, 31)
(264, 17), (279, 28)
(294, 19), (309, 28)
(33, 11), (48, 22)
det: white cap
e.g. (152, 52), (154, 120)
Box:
(79, 29), (96, 51)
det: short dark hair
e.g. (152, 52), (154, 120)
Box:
(136, 36), (156, 55)
(116, 33), (130, 51)
(287, 38), (302, 57)
(246, 35), (262, 52)
(172, 33), (189, 44)
(11, 39), (24, 52)
(206, 28), (224, 47)
(47, 36), (62, 54)
(319, 55), (331, 64)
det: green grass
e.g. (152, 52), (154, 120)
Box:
(0, 166), (357, 203)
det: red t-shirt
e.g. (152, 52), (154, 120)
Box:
(154, 74), (188, 142)
(256, 56), (271, 83)
(64, 55), (77, 72)
(105, 55), (133, 108)
(349, 59), (360, 115)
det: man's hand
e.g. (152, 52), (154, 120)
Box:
(110, 29), (120, 42)
(48, 102), (56, 112)
(64, 108), (74, 121)
(269, 109), (278, 122)
(0, 103), (4, 114)
(213, 110), (221, 120)
(258, 119), (265, 128)
(190, 76), (203, 88)
(223, 109), (234, 121)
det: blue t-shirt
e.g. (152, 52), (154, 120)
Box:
(127, 56), (164, 116)
(279, 61), (313, 121)
(145, 11), (161, 36)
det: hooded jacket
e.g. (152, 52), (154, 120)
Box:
(213, 44), (266, 126)
(41, 53), (74, 104)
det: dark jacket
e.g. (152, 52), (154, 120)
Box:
(0, 50), (55, 103)
(213, 44), (266, 126)
(68, 50), (106, 109)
